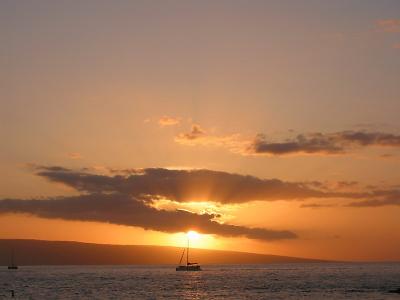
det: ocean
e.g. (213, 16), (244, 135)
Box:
(1, 263), (399, 299)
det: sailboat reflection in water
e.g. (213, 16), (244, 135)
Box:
(176, 231), (202, 271)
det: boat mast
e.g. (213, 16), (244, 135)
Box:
(186, 236), (189, 266)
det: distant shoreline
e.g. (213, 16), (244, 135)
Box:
(1, 239), (330, 265)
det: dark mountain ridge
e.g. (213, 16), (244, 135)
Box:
(0, 239), (328, 265)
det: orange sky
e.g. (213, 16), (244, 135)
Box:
(1, 1), (400, 261)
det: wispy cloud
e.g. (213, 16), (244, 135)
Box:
(345, 189), (400, 207)
(300, 203), (337, 209)
(158, 116), (181, 127)
(380, 153), (396, 159)
(175, 124), (247, 154)
(249, 131), (400, 156)
(176, 124), (206, 140)
(67, 152), (83, 160)
(376, 19), (400, 33)
(175, 126), (400, 157)
(346, 198), (400, 207)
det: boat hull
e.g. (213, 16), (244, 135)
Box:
(176, 265), (201, 271)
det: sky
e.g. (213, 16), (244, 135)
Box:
(1, 0), (400, 261)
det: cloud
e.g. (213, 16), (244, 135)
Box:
(250, 133), (343, 155)
(300, 203), (337, 209)
(301, 188), (400, 208)
(32, 165), (72, 172)
(35, 167), (340, 204)
(346, 189), (400, 207)
(346, 198), (400, 207)
(0, 194), (296, 241)
(67, 152), (83, 160)
(158, 116), (181, 127)
(335, 181), (359, 189)
(3, 164), (399, 242)
(337, 131), (400, 146)
(175, 124), (206, 140)
(376, 19), (400, 33)
(380, 153), (395, 159)
(174, 125), (400, 157)
(35, 165), (400, 208)
(249, 131), (400, 156)
(175, 125), (249, 154)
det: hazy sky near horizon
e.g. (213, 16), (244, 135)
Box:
(1, 0), (400, 261)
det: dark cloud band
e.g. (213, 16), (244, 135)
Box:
(0, 194), (296, 241)
(2, 165), (398, 241)
(33, 166), (400, 208)
(35, 167), (340, 204)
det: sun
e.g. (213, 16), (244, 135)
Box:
(187, 230), (200, 240)
(167, 231), (216, 249)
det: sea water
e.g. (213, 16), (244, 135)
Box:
(1, 263), (399, 299)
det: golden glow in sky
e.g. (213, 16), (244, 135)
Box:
(167, 231), (215, 250)
(1, 1), (400, 262)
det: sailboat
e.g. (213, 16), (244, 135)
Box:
(176, 233), (201, 271)
(8, 249), (18, 270)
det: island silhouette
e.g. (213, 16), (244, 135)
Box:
(0, 239), (327, 265)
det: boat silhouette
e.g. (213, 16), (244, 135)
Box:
(176, 234), (201, 271)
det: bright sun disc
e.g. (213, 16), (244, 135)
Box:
(187, 230), (200, 240)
